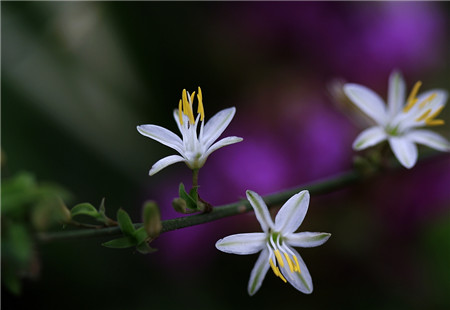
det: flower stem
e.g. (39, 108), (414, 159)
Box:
(37, 169), (361, 242)
(192, 168), (199, 189)
(35, 150), (447, 243)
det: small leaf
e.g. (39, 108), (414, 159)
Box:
(70, 203), (100, 219)
(178, 183), (198, 210)
(136, 241), (157, 254)
(117, 209), (135, 237)
(143, 201), (162, 238)
(135, 227), (149, 244)
(102, 237), (136, 249)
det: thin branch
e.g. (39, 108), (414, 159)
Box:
(37, 169), (361, 243)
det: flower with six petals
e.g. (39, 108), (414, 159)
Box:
(216, 190), (330, 295)
(137, 87), (243, 175)
(344, 71), (450, 168)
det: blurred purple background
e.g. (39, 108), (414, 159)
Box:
(3, 1), (450, 309)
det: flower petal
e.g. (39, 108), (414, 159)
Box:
(274, 190), (309, 234)
(353, 126), (387, 150)
(279, 247), (313, 294)
(204, 136), (243, 158)
(215, 233), (266, 255)
(246, 190), (274, 232)
(404, 129), (450, 152)
(137, 125), (184, 154)
(344, 84), (387, 125)
(286, 232), (331, 248)
(201, 107), (236, 148)
(149, 155), (185, 175)
(388, 136), (418, 169)
(387, 70), (406, 116)
(247, 248), (270, 296)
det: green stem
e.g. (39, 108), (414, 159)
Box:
(37, 169), (360, 243)
(192, 168), (199, 189)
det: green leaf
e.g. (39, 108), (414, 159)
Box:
(136, 241), (157, 254)
(135, 227), (149, 244)
(178, 183), (198, 210)
(70, 203), (100, 219)
(117, 208), (135, 237)
(102, 237), (136, 249)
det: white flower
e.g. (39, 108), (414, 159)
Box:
(215, 190), (330, 295)
(344, 71), (450, 168)
(137, 87), (243, 175)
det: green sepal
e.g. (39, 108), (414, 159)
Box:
(178, 183), (198, 210)
(102, 236), (136, 249)
(117, 208), (135, 237)
(70, 203), (101, 219)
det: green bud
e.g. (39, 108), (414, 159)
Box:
(143, 201), (161, 239)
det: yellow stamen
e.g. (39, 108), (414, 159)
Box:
(419, 93), (437, 109)
(178, 99), (183, 125)
(182, 89), (195, 124)
(269, 258), (279, 276)
(284, 252), (295, 273)
(197, 87), (204, 121)
(190, 91), (196, 107)
(426, 105), (445, 122)
(426, 119), (445, 126)
(277, 269), (287, 283)
(274, 250), (284, 268)
(269, 258), (287, 283)
(415, 109), (431, 122)
(403, 81), (422, 113)
(293, 255), (301, 273)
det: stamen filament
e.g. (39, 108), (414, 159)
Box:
(269, 257), (287, 283)
(293, 255), (301, 274)
(274, 250), (284, 268)
(284, 252), (295, 273)
(419, 93), (437, 109)
(404, 81), (422, 113)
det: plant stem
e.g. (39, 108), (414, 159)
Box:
(192, 168), (199, 189)
(37, 169), (360, 243)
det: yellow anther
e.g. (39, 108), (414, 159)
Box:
(293, 255), (301, 274)
(426, 119), (445, 126)
(269, 258), (279, 276)
(284, 252), (295, 273)
(404, 81), (422, 113)
(426, 105), (444, 122)
(197, 87), (204, 121)
(416, 109), (431, 122)
(274, 250), (284, 268)
(419, 93), (437, 109)
(190, 91), (196, 106)
(178, 99), (183, 125)
(277, 269), (287, 283)
(182, 89), (195, 124)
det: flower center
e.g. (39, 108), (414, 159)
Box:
(402, 81), (444, 126)
(178, 87), (205, 126)
(267, 232), (301, 283)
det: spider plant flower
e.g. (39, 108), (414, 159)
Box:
(137, 87), (243, 175)
(216, 190), (330, 295)
(344, 71), (450, 168)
